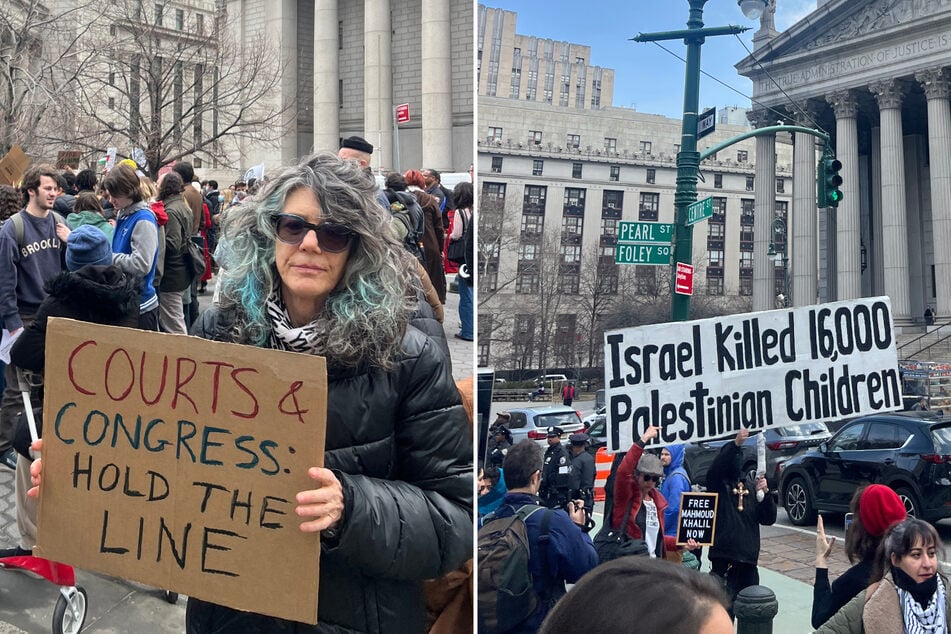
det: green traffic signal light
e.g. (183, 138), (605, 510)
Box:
(825, 158), (843, 207)
(817, 155), (843, 208)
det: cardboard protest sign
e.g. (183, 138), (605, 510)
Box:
(0, 145), (30, 186)
(604, 297), (901, 452)
(676, 492), (718, 546)
(35, 318), (327, 624)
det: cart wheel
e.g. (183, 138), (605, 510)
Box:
(163, 590), (179, 604)
(52, 586), (87, 634)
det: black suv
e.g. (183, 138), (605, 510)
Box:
(779, 411), (951, 526)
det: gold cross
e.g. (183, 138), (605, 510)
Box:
(732, 481), (749, 512)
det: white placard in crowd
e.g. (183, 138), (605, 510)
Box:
(604, 297), (901, 452)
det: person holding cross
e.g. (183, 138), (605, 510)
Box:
(706, 427), (777, 615)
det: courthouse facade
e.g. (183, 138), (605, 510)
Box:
(738, 0), (951, 325)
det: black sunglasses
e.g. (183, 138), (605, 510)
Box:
(273, 213), (355, 252)
(637, 472), (660, 483)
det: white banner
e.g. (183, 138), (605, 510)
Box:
(604, 297), (902, 452)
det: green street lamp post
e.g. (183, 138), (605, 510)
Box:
(633, 0), (767, 321)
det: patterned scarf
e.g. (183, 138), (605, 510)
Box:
(265, 292), (323, 354)
(896, 572), (946, 634)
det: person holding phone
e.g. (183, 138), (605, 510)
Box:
(812, 484), (907, 628)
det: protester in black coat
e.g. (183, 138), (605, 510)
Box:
(183, 154), (471, 633)
(706, 428), (776, 612)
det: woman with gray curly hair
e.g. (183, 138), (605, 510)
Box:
(180, 153), (474, 631)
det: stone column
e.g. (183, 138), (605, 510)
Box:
(792, 123), (817, 307)
(825, 90), (861, 300)
(421, 0), (452, 171)
(749, 109), (776, 312)
(917, 68), (951, 319)
(870, 80), (911, 321)
(313, 0), (339, 153)
(364, 0), (392, 171)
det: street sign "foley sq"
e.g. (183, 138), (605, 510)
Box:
(615, 221), (674, 266)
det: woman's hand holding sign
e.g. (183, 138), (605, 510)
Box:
(27, 439), (42, 499)
(296, 467), (345, 534)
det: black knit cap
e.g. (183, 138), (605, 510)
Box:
(340, 136), (374, 154)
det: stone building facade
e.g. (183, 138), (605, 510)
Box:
(476, 6), (795, 372)
(238, 0), (474, 175)
(738, 0), (951, 325)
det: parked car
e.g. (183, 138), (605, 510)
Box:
(581, 419), (828, 490)
(505, 405), (585, 446)
(778, 411), (951, 526)
(582, 405), (606, 430)
(684, 422), (831, 490)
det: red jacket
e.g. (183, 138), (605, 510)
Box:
(611, 443), (677, 554)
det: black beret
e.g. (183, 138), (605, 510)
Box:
(340, 136), (374, 154)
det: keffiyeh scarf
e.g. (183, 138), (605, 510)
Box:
(897, 573), (946, 634)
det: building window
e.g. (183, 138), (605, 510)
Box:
(155, 3), (164, 26)
(521, 214), (544, 235)
(602, 190), (623, 212)
(175, 8), (184, 30)
(739, 277), (753, 296)
(636, 267), (656, 294)
(110, 23), (117, 36)
(518, 243), (539, 261)
(108, 70), (115, 86)
(108, 97), (115, 109)
(639, 192), (660, 221)
(491, 156), (503, 173)
(563, 187), (586, 213)
(488, 126), (503, 141)
(707, 276), (724, 295)
(740, 251), (754, 269)
(338, 21), (343, 49)
(339, 79), (344, 107)
(708, 249), (724, 267)
(714, 173), (723, 189)
(561, 245), (582, 264)
(196, 13), (204, 34)
(575, 56), (585, 64)
(737, 150), (748, 162)
(562, 215), (583, 236)
(601, 217), (618, 236)
(610, 165), (620, 182)
(560, 273), (580, 295)
(524, 185), (547, 212)
(646, 168), (655, 184)
(572, 163), (583, 179)
(532, 160), (544, 176)
(639, 141), (652, 154)
(483, 182), (507, 203)
(529, 130), (542, 145)
(567, 133), (580, 149)
(193, 158), (202, 169)
(746, 176), (755, 191)
(482, 271), (498, 293)
(604, 137), (616, 152)
(708, 221), (725, 239)
(516, 271), (540, 294)
(776, 177), (785, 194)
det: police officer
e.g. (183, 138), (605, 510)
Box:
(568, 432), (595, 526)
(539, 426), (573, 510)
(487, 424), (512, 467)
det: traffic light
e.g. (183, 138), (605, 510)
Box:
(817, 153), (843, 208)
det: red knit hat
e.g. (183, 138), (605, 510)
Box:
(859, 485), (906, 537)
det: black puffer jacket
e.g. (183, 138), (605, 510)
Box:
(10, 264), (140, 372)
(186, 307), (473, 634)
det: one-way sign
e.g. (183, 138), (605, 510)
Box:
(697, 107), (716, 140)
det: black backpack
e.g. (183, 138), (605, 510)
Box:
(477, 504), (552, 633)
